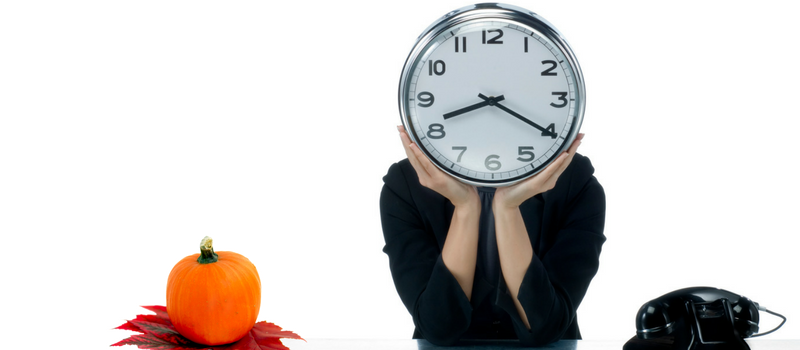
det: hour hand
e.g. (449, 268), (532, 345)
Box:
(443, 94), (505, 119)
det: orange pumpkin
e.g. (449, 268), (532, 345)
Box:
(166, 236), (261, 345)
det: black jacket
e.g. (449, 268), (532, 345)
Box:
(379, 153), (606, 346)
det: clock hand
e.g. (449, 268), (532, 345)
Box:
(443, 94), (505, 119)
(478, 94), (558, 138)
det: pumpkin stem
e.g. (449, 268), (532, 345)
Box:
(197, 236), (219, 264)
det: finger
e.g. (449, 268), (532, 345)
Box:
(567, 133), (584, 154)
(408, 142), (442, 179)
(399, 127), (431, 179)
(500, 151), (568, 206)
(547, 133), (583, 178)
(397, 126), (416, 157)
(502, 134), (583, 202)
(397, 127), (415, 159)
(557, 133), (583, 172)
(397, 126), (443, 177)
(544, 139), (582, 190)
(539, 151), (570, 184)
(398, 125), (412, 150)
(549, 152), (573, 185)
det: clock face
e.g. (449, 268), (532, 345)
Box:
(399, 12), (584, 187)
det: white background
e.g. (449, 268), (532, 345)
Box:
(1, 1), (798, 348)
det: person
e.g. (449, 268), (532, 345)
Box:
(379, 126), (605, 346)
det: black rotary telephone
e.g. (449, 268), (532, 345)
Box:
(623, 287), (786, 350)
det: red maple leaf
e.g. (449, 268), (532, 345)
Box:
(112, 306), (304, 350)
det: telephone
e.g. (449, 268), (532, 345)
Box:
(623, 287), (786, 350)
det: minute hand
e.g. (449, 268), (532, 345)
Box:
(480, 95), (557, 138)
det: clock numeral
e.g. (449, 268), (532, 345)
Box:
(543, 123), (557, 139)
(482, 29), (504, 44)
(485, 154), (501, 171)
(550, 92), (568, 108)
(427, 123), (446, 139)
(524, 37), (528, 53)
(454, 36), (467, 53)
(428, 60), (446, 76)
(541, 60), (558, 76)
(452, 146), (467, 162)
(417, 91), (434, 107)
(517, 146), (535, 162)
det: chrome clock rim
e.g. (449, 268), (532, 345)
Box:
(398, 3), (585, 187)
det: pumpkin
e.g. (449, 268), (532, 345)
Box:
(166, 236), (261, 345)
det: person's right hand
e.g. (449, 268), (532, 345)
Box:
(398, 125), (479, 208)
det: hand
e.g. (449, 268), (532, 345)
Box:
(494, 133), (584, 210)
(398, 125), (479, 208)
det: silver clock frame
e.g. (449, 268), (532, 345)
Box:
(398, 3), (586, 187)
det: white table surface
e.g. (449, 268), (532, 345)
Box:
(280, 339), (798, 350)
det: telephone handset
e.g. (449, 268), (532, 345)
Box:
(624, 287), (785, 350)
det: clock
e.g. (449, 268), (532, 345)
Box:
(398, 3), (585, 187)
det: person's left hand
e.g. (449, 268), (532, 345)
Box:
(494, 133), (584, 210)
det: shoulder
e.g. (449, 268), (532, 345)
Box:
(381, 158), (448, 211)
(383, 159), (415, 186)
(381, 158), (424, 203)
(563, 153), (596, 186)
(542, 152), (603, 204)
(382, 159), (417, 200)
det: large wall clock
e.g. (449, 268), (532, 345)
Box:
(398, 3), (585, 187)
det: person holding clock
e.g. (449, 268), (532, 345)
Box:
(379, 4), (606, 346)
(381, 127), (604, 346)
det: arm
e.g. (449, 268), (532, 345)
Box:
(398, 125), (481, 300)
(379, 163), (477, 345)
(441, 200), (481, 301)
(378, 127), (482, 345)
(493, 136), (583, 330)
(493, 204), (534, 330)
(493, 136), (607, 345)
(508, 167), (606, 345)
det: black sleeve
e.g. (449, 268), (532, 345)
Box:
(497, 155), (607, 346)
(379, 160), (473, 346)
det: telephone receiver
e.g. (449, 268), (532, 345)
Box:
(624, 287), (785, 350)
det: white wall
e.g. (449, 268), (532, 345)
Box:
(1, 1), (798, 348)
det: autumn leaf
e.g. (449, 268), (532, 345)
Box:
(113, 306), (304, 350)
